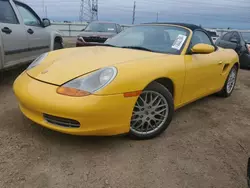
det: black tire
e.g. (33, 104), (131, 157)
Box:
(217, 65), (238, 98)
(54, 41), (63, 50)
(129, 81), (174, 140)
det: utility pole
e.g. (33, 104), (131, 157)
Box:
(91, 0), (98, 21)
(79, 0), (84, 23)
(132, 1), (136, 24)
(45, 6), (48, 18)
(79, 0), (93, 22)
(156, 12), (159, 22)
(42, 0), (45, 17)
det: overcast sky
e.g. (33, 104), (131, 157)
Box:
(22, 0), (250, 29)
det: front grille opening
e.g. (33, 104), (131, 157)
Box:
(44, 114), (80, 128)
(83, 37), (107, 43)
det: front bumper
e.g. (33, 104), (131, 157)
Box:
(76, 40), (105, 47)
(13, 72), (137, 136)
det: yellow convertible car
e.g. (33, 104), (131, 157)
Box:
(13, 23), (239, 139)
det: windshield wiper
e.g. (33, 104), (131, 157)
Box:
(121, 46), (154, 52)
(99, 43), (119, 48)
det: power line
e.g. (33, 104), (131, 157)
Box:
(27, 0), (250, 14)
(42, 0), (45, 17)
(23, 0), (250, 26)
(45, 6), (48, 18)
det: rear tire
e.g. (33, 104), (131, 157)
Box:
(217, 65), (238, 98)
(129, 82), (174, 140)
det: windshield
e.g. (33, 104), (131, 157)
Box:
(241, 32), (250, 43)
(105, 25), (190, 54)
(84, 22), (117, 33)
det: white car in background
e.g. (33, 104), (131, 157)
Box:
(0, 0), (63, 71)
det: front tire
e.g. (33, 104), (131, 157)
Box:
(54, 41), (63, 50)
(129, 82), (174, 140)
(217, 65), (238, 97)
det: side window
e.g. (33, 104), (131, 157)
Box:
(222, 32), (233, 41)
(0, 0), (18, 24)
(231, 32), (240, 43)
(191, 30), (212, 48)
(167, 29), (187, 44)
(16, 4), (41, 27)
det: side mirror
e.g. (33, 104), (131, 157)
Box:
(191, 44), (215, 54)
(42, 18), (51, 27)
(230, 38), (238, 43)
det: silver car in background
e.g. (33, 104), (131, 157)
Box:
(76, 21), (122, 47)
(0, 0), (63, 71)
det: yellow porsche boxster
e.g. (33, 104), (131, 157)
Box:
(13, 23), (239, 139)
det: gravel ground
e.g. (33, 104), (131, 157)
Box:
(63, 37), (77, 48)
(0, 62), (250, 188)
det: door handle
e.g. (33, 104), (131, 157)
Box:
(1, 27), (12, 34)
(27, 28), (34, 34)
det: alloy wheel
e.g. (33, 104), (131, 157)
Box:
(226, 68), (237, 94)
(130, 91), (169, 135)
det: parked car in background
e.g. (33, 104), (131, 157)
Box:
(241, 32), (250, 51)
(206, 30), (219, 44)
(211, 36), (219, 44)
(76, 21), (122, 47)
(216, 31), (250, 69)
(0, 0), (63, 71)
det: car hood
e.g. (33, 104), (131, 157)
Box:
(27, 46), (162, 85)
(78, 31), (116, 38)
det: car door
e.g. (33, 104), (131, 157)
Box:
(231, 31), (249, 58)
(182, 30), (224, 104)
(0, 0), (29, 68)
(238, 32), (250, 67)
(15, 2), (50, 57)
(216, 31), (238, 50)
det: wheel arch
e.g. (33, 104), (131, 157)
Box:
(54, 36), (63, 44)
(234, 62), (239, 70)
(50, 31), (63, 51)
(147, 77), (175, 99)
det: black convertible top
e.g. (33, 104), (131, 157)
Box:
(142, 22), (215, 46)
(143, 22), (203, 31)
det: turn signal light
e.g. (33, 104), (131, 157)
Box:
(57, 87), (91, 97)
(124, 91), (142, 98)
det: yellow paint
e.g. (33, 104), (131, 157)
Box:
(14, 73), (135, 135)
(191, 44), (215, 54)
(13, 24), (239, 136)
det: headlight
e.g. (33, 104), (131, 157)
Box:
(57, 67), (117, 97)
(27, 53), (48, 70)
(77, 36), (84, 42)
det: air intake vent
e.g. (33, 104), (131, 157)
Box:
(44, 114), (80, 128)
